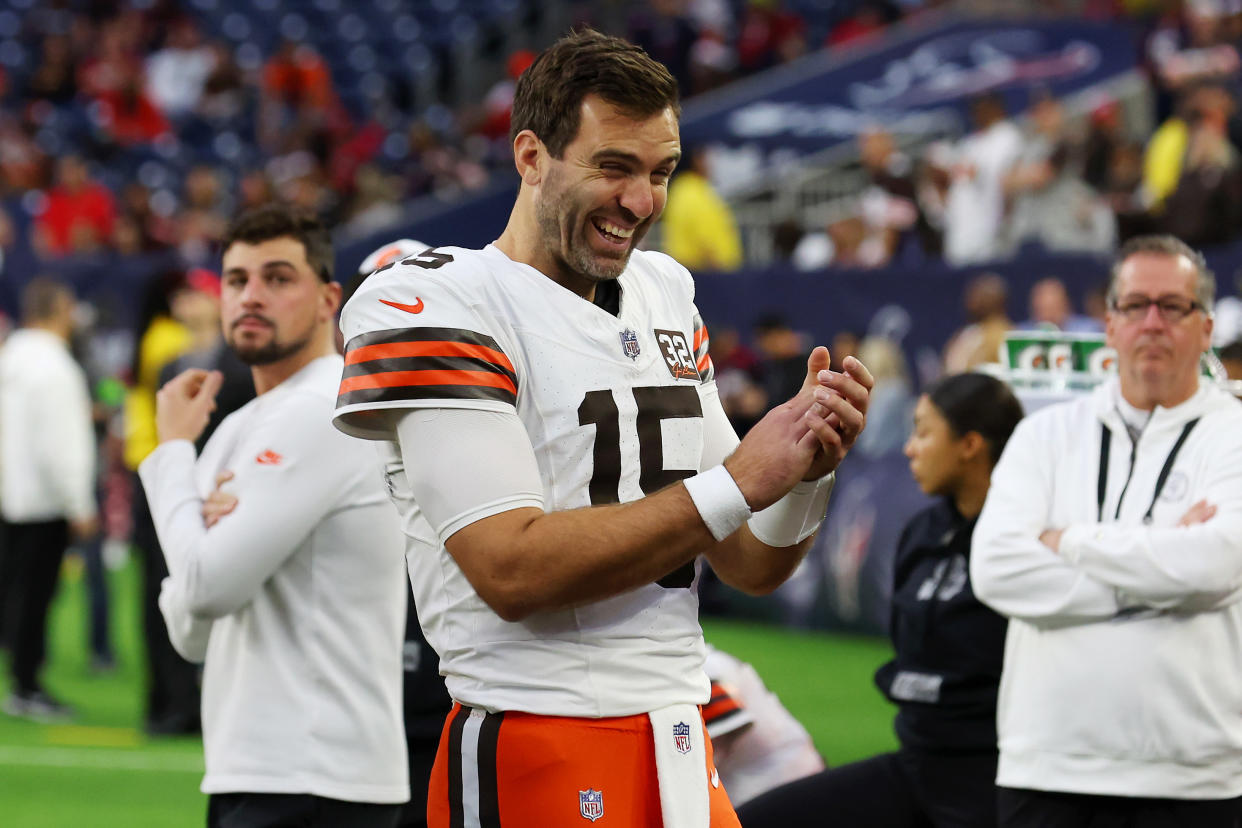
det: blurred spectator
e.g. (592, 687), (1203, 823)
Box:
(943, 272), (1012, 372)
(753, 311), (809, 405)
(123, 269), (201, 736)
(825, 0), (899, 48)
(0, 112), (47, 194)
(1100, 140), (1149, 238)
(1082, 95), (1127, 192)
(97, 75), (171, 147)
(1083, 280), (1110, 329)
(145, 18), (215, 119)
(1145, 0), (1241, 121)
(1156, 84), (1242, 245)
(771, 218), (805, 264)
(27, 34), (79, 107)
(662, 145), (744, 271)
(792, 214), (893, 270)
(34, 155), (117, 258)
(197, 41), (246, 123)
(1018, 276), (1104, 333)
(629, 0), (701, 95)
(736, 0), (807, 72)
(943, 94), (1023, 265)
(236, 168), (276, 211)
(340, 164), (406, 240)
(709, 326), (766, 435)
(1220, 340), (1242, 380)
(78, 13), (147, 107)
(1003, 95), (1116, 254)
(114, 182), (175, 255)
(260, 41), (348, 157)
(404, 121), (489, 199)
(176, 165), (229, 263)
(0, 278), (97, 721)
(471, 49), (537, 145)
(858, 128), (936, 258)
(852, 336), (914, 457)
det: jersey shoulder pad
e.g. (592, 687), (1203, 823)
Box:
(336, 247), (518, 437)
(629, 248), (697, 302)
(341, 246), (494, 341)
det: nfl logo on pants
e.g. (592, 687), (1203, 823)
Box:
(673, 721), (692, 754)
(579, 789), (604, 822)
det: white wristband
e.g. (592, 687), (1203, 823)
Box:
(683, 465), (752, 542)
(747, 472), (836, 547)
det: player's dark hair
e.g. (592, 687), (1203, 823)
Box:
(509, 28), (680, 159)
(222, 204), (333, 283)
(926, 373), (1024, 466)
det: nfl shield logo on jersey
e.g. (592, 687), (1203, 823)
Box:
(579, 788), (604, 822)
(673, 721), (692, 754)
(619, 328), (641, 360)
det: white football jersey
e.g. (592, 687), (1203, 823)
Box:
(334, 244), (727, 717)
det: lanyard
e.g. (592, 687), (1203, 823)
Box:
(1096, 418), (1199, 524)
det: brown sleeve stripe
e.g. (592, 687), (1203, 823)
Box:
(345, 338), (515, 374)
(338, 326), (517, 408)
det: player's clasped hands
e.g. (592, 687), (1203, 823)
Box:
(156, 368), (223, 445)
(726, 346), (873, 512)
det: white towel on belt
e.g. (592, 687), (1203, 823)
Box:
(649, 703), (710, 828)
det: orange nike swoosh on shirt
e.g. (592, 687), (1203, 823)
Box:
(380, 298), (425, 314)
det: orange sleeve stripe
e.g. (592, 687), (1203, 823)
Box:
(696, 353), (712, 373)
(346, 340), (515, 372)
(339, 369), (517, 395)
(703, 698), (743, 722)
(693, 325), (709, 350)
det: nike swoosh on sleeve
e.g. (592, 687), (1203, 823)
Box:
(380, 298), (425, 314)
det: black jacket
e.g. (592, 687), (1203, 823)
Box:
(873, 498), (1007, 753)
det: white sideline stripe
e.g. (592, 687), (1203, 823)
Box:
(0, 745), (203, 772)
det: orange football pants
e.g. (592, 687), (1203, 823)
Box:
(426, 703), (741, 827)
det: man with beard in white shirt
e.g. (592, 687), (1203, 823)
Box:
(143, 204), (409, 827)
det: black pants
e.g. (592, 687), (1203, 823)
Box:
(132, 474), (200, 731)
(207, 793), (403, 828)
(737, 749), (998, 828)
(4, 519), (68, 694)
(80, 533), (113, 661)
(997, 787), (1242, 828)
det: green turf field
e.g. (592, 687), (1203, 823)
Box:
(0, 554), (898, 827)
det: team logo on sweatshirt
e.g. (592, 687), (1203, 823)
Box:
(579, 788), (604, 822)
(673, 721), (692, 754)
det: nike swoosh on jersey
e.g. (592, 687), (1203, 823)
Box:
(380, 297), (425, 314)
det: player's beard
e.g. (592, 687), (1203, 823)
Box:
(227, 317), (314, 366)
(535, 167), (639, 284)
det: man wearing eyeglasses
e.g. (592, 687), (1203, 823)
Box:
(972, 234), (1242, 828)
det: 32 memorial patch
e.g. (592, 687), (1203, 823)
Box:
(654, 329), (700, 381)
